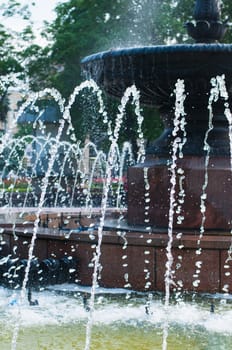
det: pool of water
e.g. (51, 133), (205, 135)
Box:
(0, 286), (232, 350)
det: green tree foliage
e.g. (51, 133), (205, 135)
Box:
(47, 0), (131, 96)
(43, 2), (161, 143)
(0, 24), (23, 122)
(0, 0), (33, 123)
(0, 0), (31, 19)
(21, 44), (54, 91)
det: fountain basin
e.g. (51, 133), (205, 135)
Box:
(82, 44), (232, 109)
(82, 44), (232, 159)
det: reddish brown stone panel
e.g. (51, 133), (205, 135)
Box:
(156, 247), (220, 293)
(46, 239), (96, 286)
(220, 250), (232, 293)
(127, 157), (232, 230)
(74, 242), (95, 286)
(32, 239), (48, 260)
(47, 239), (73, 259)
(1, 234), (11, 255)
(10, 235), (48, 260)
(99, 244), (155, 291)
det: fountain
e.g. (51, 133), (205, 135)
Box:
(1, 0), (232, 349)
(81, 0), (232, 294)
(1, 0), (232, 292)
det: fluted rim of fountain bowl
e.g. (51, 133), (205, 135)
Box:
(81, 43), (232, 63)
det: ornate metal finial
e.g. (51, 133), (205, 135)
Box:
(185, 0), (229, 43)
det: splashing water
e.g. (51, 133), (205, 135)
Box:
(209, 76), (232, 292)
(192, 75), (232, 291)
(10, 80), (133, 350)
(84, 84), (144, 350)
(163, 79), (186, 350)
(143, 167), (152, 290)
(164, 79), (186, 305)
(10, 88), (67, 350)
(192, 77), (216, 289)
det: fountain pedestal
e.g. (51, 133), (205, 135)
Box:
(128, 156), (232, 230)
